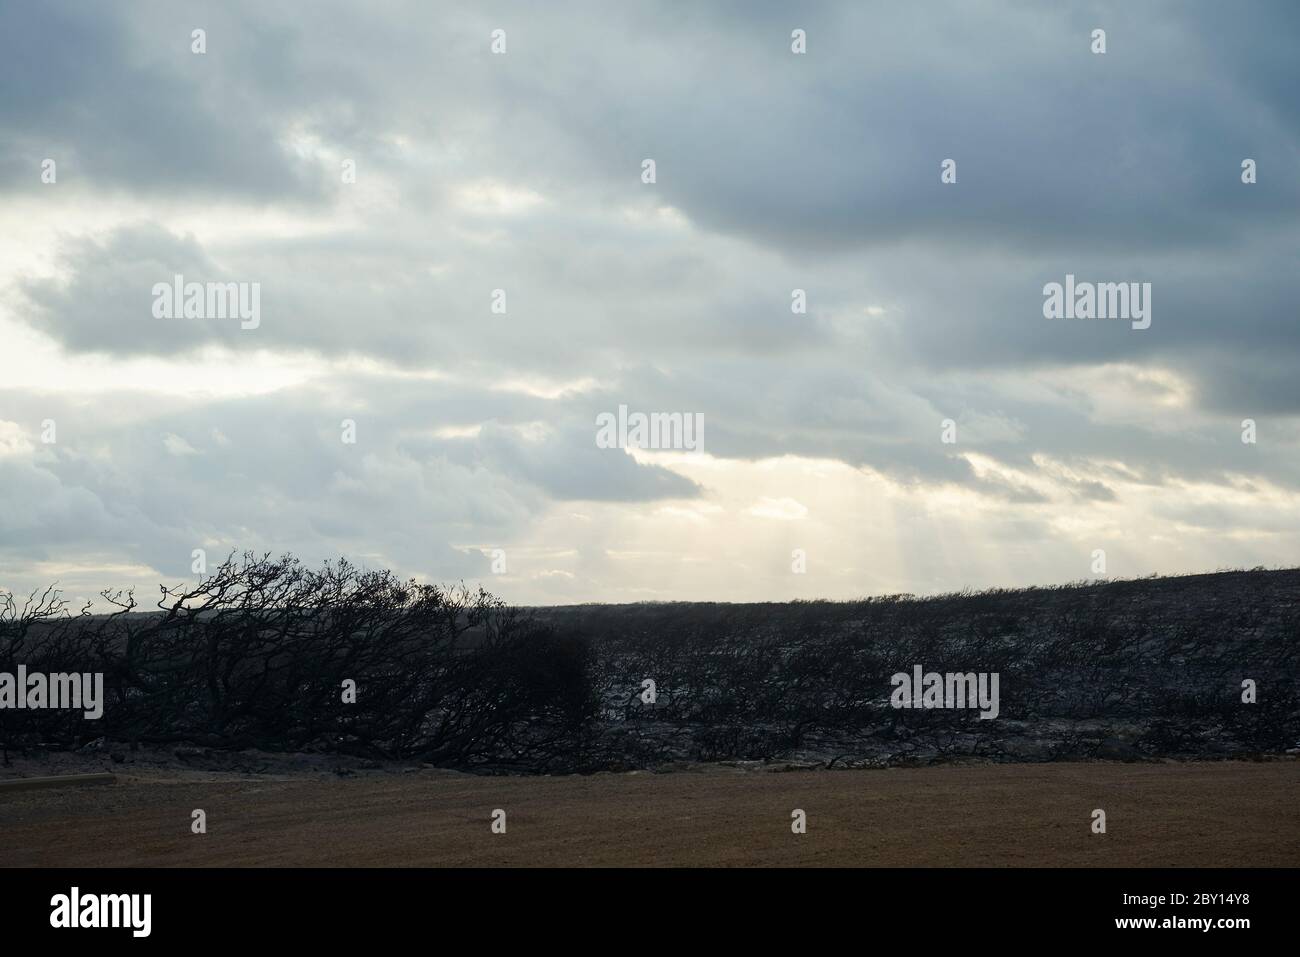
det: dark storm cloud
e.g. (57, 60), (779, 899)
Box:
(467, 0), (1300, 255)
(0, 1), (327, 201)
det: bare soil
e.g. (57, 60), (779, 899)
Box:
(1, 760), (1296, 867)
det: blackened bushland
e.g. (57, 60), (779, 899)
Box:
(558, 569), (1299, 768)
(1, 554), (596, 770)
(2, 557), (1297, 771)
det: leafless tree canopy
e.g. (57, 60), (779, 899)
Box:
(1, 553), (595, 769)
(2, 562), (1296, 771)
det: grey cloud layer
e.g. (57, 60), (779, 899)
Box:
(3, 0), (1299, 600)
(9, 1), (1299, 395)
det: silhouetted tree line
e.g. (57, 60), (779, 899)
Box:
(2, 560), (1296, 770)
(1, 553), (596, 769)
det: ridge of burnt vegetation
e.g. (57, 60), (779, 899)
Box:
(2, 558), (1297, 772)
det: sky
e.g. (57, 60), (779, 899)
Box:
(1, 0), (1298, 607)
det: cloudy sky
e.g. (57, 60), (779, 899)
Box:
(2, 1), (1298, 607)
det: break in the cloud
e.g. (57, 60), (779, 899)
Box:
(2, 0), (1299, 606)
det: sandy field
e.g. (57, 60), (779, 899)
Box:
(1, 760), (1297, 867)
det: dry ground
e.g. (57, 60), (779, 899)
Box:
(1, 760), (1297, 867)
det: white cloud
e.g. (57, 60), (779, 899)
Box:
(162, 433), (200, 456)
(746, 497), (809, 521)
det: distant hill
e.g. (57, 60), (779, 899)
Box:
(532, 568), (1300, 769)
(4, 565), (1296, 772)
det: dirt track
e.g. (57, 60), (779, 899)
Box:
(2, 760), (1297, 867)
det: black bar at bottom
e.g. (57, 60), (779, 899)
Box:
(0, 867), (1286, 943)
